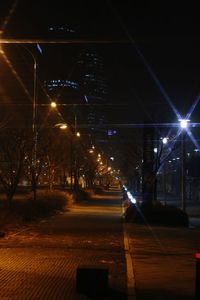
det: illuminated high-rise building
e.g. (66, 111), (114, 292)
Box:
(75, 50), (108, 129)
(43, 26), (108, 130)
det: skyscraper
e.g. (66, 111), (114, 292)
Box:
(75, 49), (108, 130)
(43, 26), (108, 132)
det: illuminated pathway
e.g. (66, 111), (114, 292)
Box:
(0, 189), (127, 299)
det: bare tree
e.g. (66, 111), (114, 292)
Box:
(39, 129), (71, 190)
(0, 129), (30, 206)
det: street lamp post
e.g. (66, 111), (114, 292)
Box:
(162, 137), (168, 205)
(73, 111), (80, 190)
(181, 131), (187, 212)
(179, 118), (190, 212)
(1, 44), (38, 200)
(69, 108), (81, 190)
(21, 45), (38, 200)
(32, 51), (37, 201)
(19, 45), (37, 134)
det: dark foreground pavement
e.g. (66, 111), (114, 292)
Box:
(0, 190), (127, 300)
(126, 220), (200, 300)
(1, 189), (200, 300)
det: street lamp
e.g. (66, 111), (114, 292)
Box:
(18, 45), (38, 135)
(162, 137), (168, 144)
(178, 118), (190, 212)
(54, 123), (68, 130)
(51, 101), (57, 108)
(72, 108), (81, 190)
(162, 137), (169, 204)
(20, 45), (38, 201)
(0, 44), (38, 200)
(179, 118), (190, 129)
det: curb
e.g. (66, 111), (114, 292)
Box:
(123, 222), (137, 300)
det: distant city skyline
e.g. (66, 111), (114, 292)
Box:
(1, 1), (200, 125)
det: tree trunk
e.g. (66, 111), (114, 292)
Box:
(6, 188), (15, 208)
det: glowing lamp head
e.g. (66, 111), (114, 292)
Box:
(154, 148), (158, 153)
(55, 123), (68, 130)
(59, 124), (68, 130)
(162, 137), (168, 144)
(179, 119), (190, 129)
(51, 101), (57, 108)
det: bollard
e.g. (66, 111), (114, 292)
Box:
(76, 265), (109, 297)
(0, 231), (5, 238)
(196, 251), (200, 299)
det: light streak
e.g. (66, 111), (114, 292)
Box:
(0, 45), (69, 135)
(84, 95), (89, 103)
(127, 191), (136, 204)
(0, 38), (130, 44)
(107, 0), (200, 156)
(123, 185), (136, 203)
(187, 129), (200, 152)
(133, 45), (181, 119)
(156, 128), (182, 174)
(0, 49), (32, 101)
(36, 44), (43, 54)
(0, 0), (19, 35)
(106, 1), (181, 120)
(186, 92), (200, 120)
(122, 184), (167, 254)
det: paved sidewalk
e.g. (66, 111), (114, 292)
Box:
(0, 191), (127, 299)
(126, 221), (200, 300)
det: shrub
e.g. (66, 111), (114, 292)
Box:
(124, 201), (189, 227)
(93, 186), (104, 195)
(73, 188), (92, 202)
(13, 190), (73, 222)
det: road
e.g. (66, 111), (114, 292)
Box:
(0, 190), (127, 299)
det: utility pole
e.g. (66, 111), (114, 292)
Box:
(32, 53), (37, 201)
(181, 131), (186, 212)
(179, 118), (190, 212)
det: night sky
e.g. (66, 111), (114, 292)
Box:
(1, 1), (200, 124)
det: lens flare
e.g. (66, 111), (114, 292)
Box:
(1, 50), (32, 101)
(0, 0), (19, 36)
